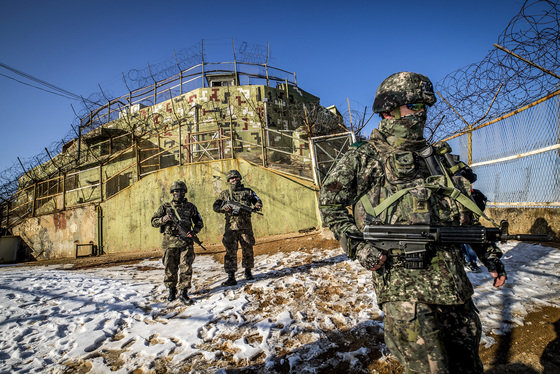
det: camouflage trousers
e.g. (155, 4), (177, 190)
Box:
(222, 229), (255, 273)
(162, 246), (195, 290)
(382, 300), (483, 374)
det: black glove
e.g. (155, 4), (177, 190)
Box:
(355, 242), (384, 270)
(485, 258), (507, 283)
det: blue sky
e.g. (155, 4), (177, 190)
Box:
(0, 0), (522, 174)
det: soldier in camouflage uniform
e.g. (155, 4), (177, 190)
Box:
(151, 180), (204, 305)
(319, 72), (507, 373)
(213, 170), (263, 286)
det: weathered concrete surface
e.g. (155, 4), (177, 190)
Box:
(99, 158), (320, 254)
(12, 159), (321, 259)
(483, 207), (559, 240)
(12, 206), (97, 259)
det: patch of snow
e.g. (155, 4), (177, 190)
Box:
(0, 242), (558, 372)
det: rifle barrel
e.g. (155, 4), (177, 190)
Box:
(504, 234), (552, 241)
(361, 224), (552, 244)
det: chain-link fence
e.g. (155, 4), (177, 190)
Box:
(310, 132), (356, 186)
(445, 90), (560, 208)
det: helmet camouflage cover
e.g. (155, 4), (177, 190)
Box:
(373, 72), (437, 113)
(226, 169), (242, 180)
(170, 180), (187, 192)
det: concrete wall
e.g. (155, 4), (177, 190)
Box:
(12, 159), (320, 259)
(100, 158), (320, 253)
(12, 205), (97, 259)
(483, 207), (559, 240)
(100, 158), (320, 254)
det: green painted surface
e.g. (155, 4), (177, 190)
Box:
(100, 159), (320, 254)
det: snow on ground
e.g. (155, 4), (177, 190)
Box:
(0, 241), (558, 373)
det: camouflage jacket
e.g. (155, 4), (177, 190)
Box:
(213, 185), (262, 231)
(151, 198), (204, 248)
(319, 131), (503, 305)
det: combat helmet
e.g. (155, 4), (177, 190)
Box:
(226, 169), (242, 181)
(170, 180), (187, 193)
(373, 72), (436, 114)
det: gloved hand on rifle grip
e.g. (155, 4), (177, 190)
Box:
(161, 214), (172, 224)
(485, 258), (507, 288)
(341, 230), (386, 270)
(356, 242), (387, 271)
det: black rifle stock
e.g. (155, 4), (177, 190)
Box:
(167, 207), (207, 251)
(346, 220), (551, 269)
(221, 200), (263, 216)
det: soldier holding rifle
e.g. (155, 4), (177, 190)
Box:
(319, 72), (507, 373)
(213, 169), (263, 286)
(151, 180), (204, 305)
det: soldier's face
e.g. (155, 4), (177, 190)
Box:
(172, 189), (185, 201)
(400, 104), (425, 117)
(384, 104), (426, 119)
(229, 177), (241, 186)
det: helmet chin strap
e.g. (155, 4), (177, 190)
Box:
(391, 107), (401, 119)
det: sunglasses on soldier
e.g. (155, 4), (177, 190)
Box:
(405, 103), (427, 111)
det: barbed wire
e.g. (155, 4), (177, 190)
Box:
(427, 0), (560, 140)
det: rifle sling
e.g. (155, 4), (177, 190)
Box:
(359, 184), (497, 227)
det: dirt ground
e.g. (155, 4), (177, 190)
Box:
(19, 230), (560, 373)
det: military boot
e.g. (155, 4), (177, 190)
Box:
(244, 268), (254, 280)
(179, 289), (194, 305)
(221, 272), (237, 286)
(167, 286), (177, 302)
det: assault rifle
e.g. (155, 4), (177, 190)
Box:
(347, 220), (551, 269)
(167, 206), (207, 251)
(220, 200), (263, 216)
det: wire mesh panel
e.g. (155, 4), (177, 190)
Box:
(258, 128), (313, 180)
(446, 136), (469, 165)
(5, 185), (34, 227)
(447, 91), (560, 207)
(310, 132), (355, 186)
(34, 176), (63, 215)
(474, 151), (560, 205)
(184, 129), (230, 163)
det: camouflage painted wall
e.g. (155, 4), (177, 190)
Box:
(18, 83), (331, 206)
